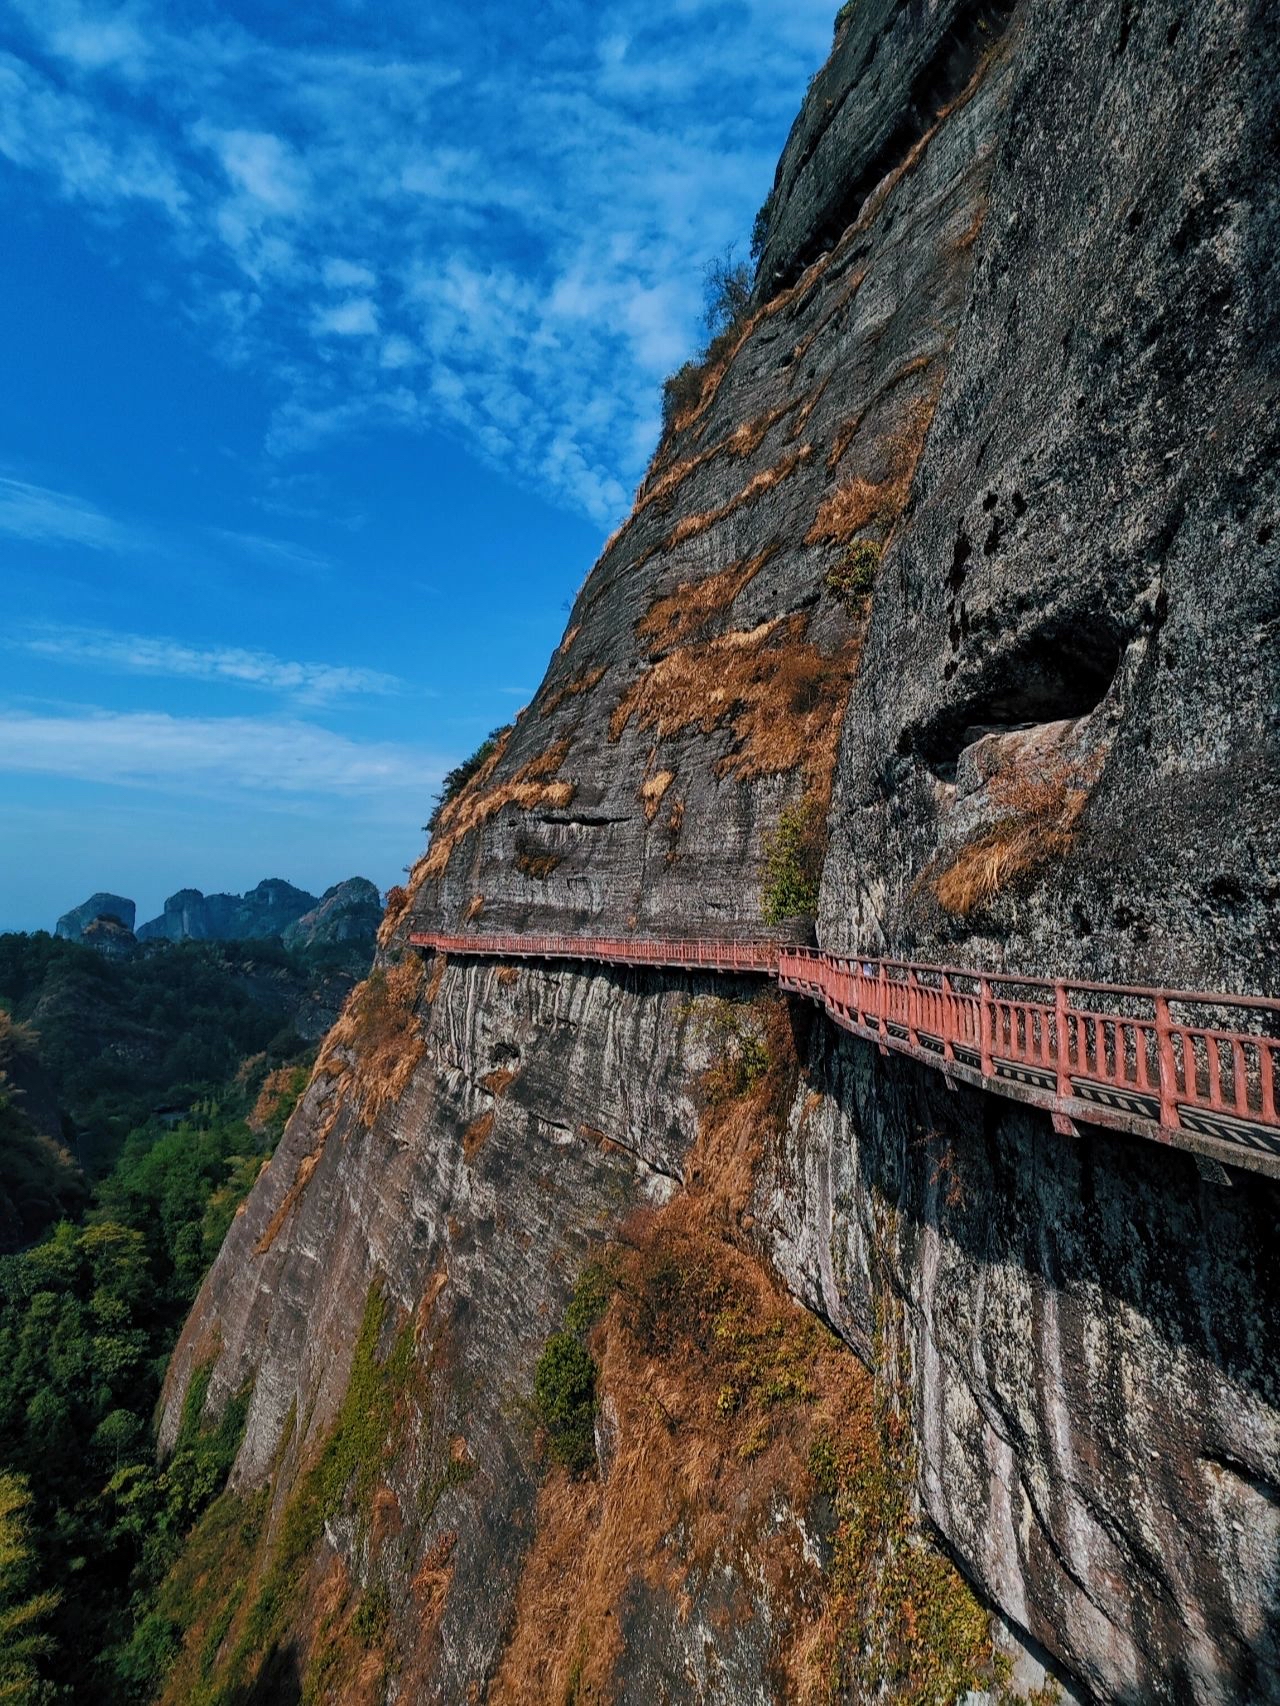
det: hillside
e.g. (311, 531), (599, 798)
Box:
(129, 2), (1280, 1703)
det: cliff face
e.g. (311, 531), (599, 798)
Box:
(157, 2), (1280, 1702)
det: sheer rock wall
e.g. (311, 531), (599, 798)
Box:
(159, 0), (1280, 1699)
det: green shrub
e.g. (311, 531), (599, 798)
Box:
(563, 1259), (617, 1337)
(825, 539), (881, 604)
(427, 726), (512, 833)
(761, 801), (825, 925)
(661, 360), (707, 431)
(533, 1333), (597, 1473)
(659, 247), (752, 434)
(702, 249), (751, 338)
(834, 0), (858, 35)
(697, 998), (771, 1105)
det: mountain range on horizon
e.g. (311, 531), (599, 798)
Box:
(53, 875), (383, 953)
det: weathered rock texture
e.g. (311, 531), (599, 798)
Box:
(158, 1), (1280, 1702)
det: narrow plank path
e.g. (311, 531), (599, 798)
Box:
(410, 931), (1280, 1179)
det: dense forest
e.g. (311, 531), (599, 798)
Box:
(0, 931), (357, 1700)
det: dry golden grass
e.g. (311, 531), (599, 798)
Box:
(826, 412), (864, 474)
(597, 399), (800, 570)
(254, 1149), (322, 1255)
(663, 796), (685, 864)
(558, 623), (581, 655)
(636, 547), (773, 657)
(540, 663), (606, 719)
(425, 953), (447, 1005)
(788, 373), (830, 441)
(464, 894), (484, 922)
(610, 614), (860, 796)
(808, 475), (889, 544)
(249, 1065), (304, 1136)
(952, 201), (988, 254)
(417, 736), (576, 882)
(462, 1110), (494, 1159)
(639, 770), (675, 822)
(933, 756), (1101, 916)
(668, 244), (839, 438)
(377, 882), (411, 949)
(808, 394), (937, 546)
(514, 842), (563, 879)
(255, 958), (429, 1250)
(490, 1000), (996, 1704)
(665, 444), (812, 552)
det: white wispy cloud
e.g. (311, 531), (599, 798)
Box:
(0, 475), (138, 550)
(0, 707), (440, 801)
(208, 527), (332, 575)
(312, 296), (379, 337)
(19, 626), (401, 702)
(0, 0), (836, 523)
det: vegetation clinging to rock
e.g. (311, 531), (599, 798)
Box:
(427, 725), (513, 835)
(762, 799), (826, 924)
(660, 247), (753, 432)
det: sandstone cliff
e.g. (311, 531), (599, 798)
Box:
(156, 2), (1280, 1702)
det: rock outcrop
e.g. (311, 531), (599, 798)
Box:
(55, 892), (135, 941)
(137, 878), (319, 943)
(282, 878), (382, 954)
(157, 2), (1280, 1702)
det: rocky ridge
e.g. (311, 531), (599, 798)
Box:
(158, 3), (1280, 1703)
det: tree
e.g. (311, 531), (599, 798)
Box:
(0, 1472), (58, 1701)
(702, 247), (752, 339)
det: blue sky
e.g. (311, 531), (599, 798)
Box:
(0, 0), (835, 933)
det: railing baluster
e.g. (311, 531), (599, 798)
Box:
(407, 930), (1280, 1162)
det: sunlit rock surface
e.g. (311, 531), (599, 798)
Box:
(159, 1), (1280, 1699)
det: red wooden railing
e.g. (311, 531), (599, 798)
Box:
(409, 931), (1280, 1176)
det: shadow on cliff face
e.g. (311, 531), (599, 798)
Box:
(811, 1018), (1280, 1702)
(218, 1642), (303, 1704)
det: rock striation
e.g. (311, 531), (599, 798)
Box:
(158, 2), (1280, 1702)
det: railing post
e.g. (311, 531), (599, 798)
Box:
(979, 976), (993, 1078)
(941, 973), (954, 1063)
(1154, 995), (1178, 1133)
(1055, 980), (1071, 1103)
(907, 968), (919, 1048)
(878, 961), (889, 1049)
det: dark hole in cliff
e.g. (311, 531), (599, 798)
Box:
(1259, 524), (1274, 546)
(768, 0), (1019, 294)
(1011, 491), (1027, 517)
(1167, 17), (1182, 46)
(1118, 0), (1134, 53)
(913, 618), (1123, 781)
(948, 529), (972, 593)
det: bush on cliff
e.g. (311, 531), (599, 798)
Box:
(534, 1332), (598, 1473)
(660, 247), (753, 433)
(426, 725), (512, 834)
(761, 800), (825, 924)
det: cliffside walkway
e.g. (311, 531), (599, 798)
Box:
(409, 932), (1280, 1180)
